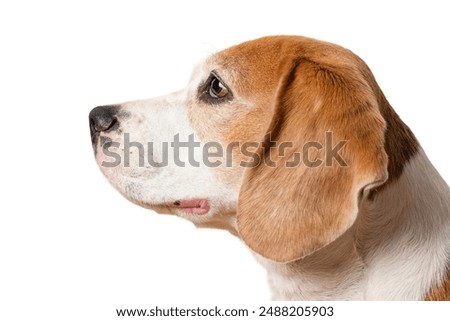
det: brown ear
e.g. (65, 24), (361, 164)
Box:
(237, 59), (388, 263)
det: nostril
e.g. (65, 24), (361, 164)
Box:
(89, 105), (120, 134)
(91, 114), (118, 132)
(103, 117), (118, 132)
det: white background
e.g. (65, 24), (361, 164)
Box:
(1, 0), (449, 320)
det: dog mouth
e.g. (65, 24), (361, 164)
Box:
(166, 198), (210, 215)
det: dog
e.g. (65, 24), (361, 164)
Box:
(89, 36), (450, 300)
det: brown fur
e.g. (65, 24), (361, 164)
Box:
(357, 57), (419, 195)
(237, 43), (389, 262)
(425, 268), (450, 300)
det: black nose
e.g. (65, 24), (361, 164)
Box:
(89, 105), (119, 143)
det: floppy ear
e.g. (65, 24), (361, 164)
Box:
(237, 60), (388, 263)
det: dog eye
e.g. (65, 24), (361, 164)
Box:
(208, 76), (229, 99)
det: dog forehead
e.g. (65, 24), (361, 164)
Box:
(214, 37), (290, 75)
(216, 36), (361, 73)
(193, 37), (300, 98)
(193, 37), (311, 81)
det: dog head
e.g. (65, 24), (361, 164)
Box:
(90, 36), (417, 263)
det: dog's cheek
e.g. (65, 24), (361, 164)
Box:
(184, 100), (254, 191)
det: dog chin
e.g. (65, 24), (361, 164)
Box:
(108, 179), (216, 220)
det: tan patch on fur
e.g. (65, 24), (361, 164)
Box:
(425, 267), (450, 300)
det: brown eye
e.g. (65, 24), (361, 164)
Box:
(209, 77), (229, 99)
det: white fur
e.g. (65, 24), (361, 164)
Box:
(362, 149), (450, 300)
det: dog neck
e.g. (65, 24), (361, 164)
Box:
(255, 149), (450, 300)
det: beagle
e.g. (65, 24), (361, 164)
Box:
(89, 36), (450, 300)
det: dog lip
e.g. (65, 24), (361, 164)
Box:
(167, 199), (210, 215)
